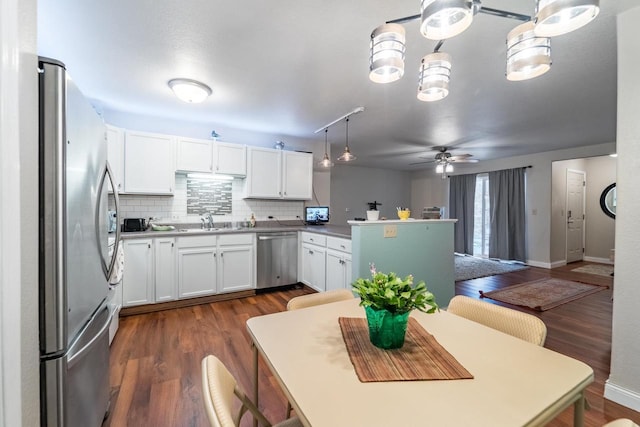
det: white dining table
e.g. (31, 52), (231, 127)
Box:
(246, 299), (593, 427)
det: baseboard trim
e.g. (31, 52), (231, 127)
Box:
(527, 260), (553, 269)
(550, 260), (567, 269)
(584, 256), (614, 265)
(120, 290), (256, 316)
(605, 380), (640, 412)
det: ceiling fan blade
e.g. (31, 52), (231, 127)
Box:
(449, 154), (473, 160)
(451, 159), (479, 163)
(409, 160), (434, 165)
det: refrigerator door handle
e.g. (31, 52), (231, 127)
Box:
(96, 161), (121, 280)
(67, 305), (111, 367)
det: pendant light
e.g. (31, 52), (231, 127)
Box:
(420, 0), (475, 40)
(417, 52), (452, 102)
(369, 24), (406, 84)
(506, 21), (552, 81)
(534, 0), (600, 37)
(337, 117), (356, 162)
(318, 128), (334, 168)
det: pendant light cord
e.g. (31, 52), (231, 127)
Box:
(345, 117), (350, 148)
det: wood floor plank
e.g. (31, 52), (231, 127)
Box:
(105, 267), (640, 427)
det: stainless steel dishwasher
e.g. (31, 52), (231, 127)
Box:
(256, 232), (298, 289)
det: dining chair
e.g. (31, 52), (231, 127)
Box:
(201, 355), (302, 427)
(286, 288), (354, 311)
(603, 419), (640, 427)
(447, 295), (547, 346)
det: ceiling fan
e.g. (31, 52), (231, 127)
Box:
(410, 146), (479, 178)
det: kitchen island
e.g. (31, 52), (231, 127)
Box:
(348, 219), (457, 306)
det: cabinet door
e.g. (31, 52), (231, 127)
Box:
(177, 247), (217, 298)
(215, 142), (246, 176)
(282, 151), (313, 200)
(301, 243), (326, 292)
(325, 250), (345, 291)
(155, 237), (176, 302)
(106, 125), (124, 193)
(122, 239), (154, 307)
(124, 131), (175, 194)
(218, 245), (254, 293)
(245, 147), (281, 198)
(344, 254), (353, 290)
(176, 137), (213, 173)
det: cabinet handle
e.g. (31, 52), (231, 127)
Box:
(308, 250), (314, 255)
(340, 245), (345, 249)
(214, 253), (217, 258)
(171, 242), (174, 247)
(169, 187), (172, 192)
(118, 183), (121, 189)
(148, 243), (151, 249)
(221, 252), (224, 258)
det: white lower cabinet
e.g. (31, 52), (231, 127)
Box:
(177, 233), (255, 298)
(326, 250), (352, 291)
(122, 239), (154, 307)
(218, 245), (254, 292)
(299, 233), (352, 292)
(155, 237), (176, 301)
(122, 237), (176, 307)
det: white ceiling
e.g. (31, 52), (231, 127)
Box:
(37, 0), (621, 171)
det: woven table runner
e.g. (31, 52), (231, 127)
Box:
(339, 317), (474, 382)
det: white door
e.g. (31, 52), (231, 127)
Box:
(325, 250), (345, 291)
(122, 239), (154, 307)
(282, 151), (313, 199)
(566, 170), (586, 263)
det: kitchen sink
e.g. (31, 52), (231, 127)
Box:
(178, 228), (220, 233)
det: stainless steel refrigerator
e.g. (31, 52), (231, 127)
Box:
(39, 57), (121, 427)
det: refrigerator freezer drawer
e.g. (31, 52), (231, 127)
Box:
(41, 304), (111, 427)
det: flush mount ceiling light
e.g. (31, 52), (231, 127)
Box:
(369, 0), (598, 100)
(369, 24), (406, 84)
(168, 78), (212, 103)
(506, 21), (552, 81)
(314, 107), (364, 164)
(417, 51), (452, 101)
(318, 129), (335, 168)
(534, 0), (600, 37)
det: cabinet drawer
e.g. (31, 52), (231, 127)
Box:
(301, 232), (326, 246)
(176, 235), (217, 248)
(326, 236), (351, 253)
(218, 233), (254, 246)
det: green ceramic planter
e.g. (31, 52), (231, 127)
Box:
(364, 306), (410, 349)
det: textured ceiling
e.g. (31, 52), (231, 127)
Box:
(37, 0), (619, 170)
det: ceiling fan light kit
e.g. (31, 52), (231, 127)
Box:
(369, 0), (599, 100)
(168, 78), (212, 103)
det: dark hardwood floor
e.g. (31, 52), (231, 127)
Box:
(104, 262), (640, 427)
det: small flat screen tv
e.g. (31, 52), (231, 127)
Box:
(305, 206), (329, 224)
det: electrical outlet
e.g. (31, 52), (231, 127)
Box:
(383, 225), (397, 238)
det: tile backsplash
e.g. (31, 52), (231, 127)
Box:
(108, 174), (304, 224)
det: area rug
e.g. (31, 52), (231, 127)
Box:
(479, 278), (608, 311)
(455, 255), (528, 281)
(571, 264), (614, 277)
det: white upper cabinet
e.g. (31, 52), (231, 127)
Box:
(106, 125), (124, 193)
(245, 147), (283, 198)
(214, 142), (246, 176)
(244, 147), (312, 200)
(282, 151), (313, 199)
(124, 130), (175, 194)
(176, 137), (214, 173)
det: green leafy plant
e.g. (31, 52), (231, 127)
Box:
(352, 263), (439, 314)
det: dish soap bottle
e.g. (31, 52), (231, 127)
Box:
(250, 213), (256, 228)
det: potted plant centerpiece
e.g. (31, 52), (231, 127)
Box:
(352, 264), (438, 349)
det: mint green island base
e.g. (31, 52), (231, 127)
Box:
(348, 219), (457, 309)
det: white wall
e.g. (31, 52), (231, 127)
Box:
(0, 0), (39, 424)
(409, 142), (616, 267)
(330, 164), (411, 225)
(605, 5), (640, 412)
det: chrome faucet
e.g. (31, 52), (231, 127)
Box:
(206, 213), (214, 229)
